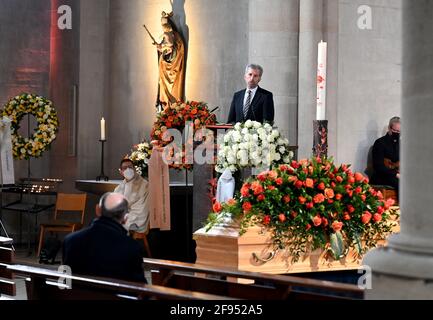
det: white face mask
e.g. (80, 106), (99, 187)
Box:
(123, 168), (135, 181)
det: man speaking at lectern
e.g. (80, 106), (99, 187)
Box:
(227, 64), (274, 125)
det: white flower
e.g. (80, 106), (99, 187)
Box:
(244, 120), (253, 128)
(279, 146), (286, 153)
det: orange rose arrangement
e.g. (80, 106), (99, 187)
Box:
(207, 157), (396, 262)
(150, 101), (216, 170)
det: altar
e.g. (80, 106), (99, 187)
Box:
(75, 180), (195, 262)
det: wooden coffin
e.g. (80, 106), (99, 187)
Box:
(194, 211), (400, 274)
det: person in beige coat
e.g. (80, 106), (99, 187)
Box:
(114, 158), (150, 234)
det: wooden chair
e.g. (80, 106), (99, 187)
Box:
(37, 193), (87, 257)
(130, 230), (152, 258)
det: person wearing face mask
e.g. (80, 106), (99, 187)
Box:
(371, 116), (401, 191)
(114, 158), (150, 237)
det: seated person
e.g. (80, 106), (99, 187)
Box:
(63, 192), (146, 283)
(114, 158), (150, 235)
(371, 116), (400, 191)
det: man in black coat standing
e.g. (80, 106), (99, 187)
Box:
(63, 192), (146, 283)
(227, 64), (274, 124)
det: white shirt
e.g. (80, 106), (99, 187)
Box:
(243, 86), (258, 107)
(114, 174), (150, 233)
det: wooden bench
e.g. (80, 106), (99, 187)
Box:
(142, 258), (364, 300)
(1, 262), (237, 300)
(0, 237), (16, 298)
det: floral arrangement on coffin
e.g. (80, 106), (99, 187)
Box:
(216, 120), (294, 173)
(1, 93), (59, 160)
(127, 140), (152, 177)
(150, 101), (217, 170)
(207, 157), (396, 262)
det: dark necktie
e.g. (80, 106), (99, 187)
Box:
(243, 90), (252, 119)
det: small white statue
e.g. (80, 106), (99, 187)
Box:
(216, 168), (235, 204)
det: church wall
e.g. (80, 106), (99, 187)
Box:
(335, 0), (402, 173)
(77, 0), (110, 180)
(0, 0), (52, 241)
(249, 0), (299, 149)
(0, 0), (51, 182)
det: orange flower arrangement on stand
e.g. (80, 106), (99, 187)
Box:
(150, 101), (216, 170)
(207, 157), (397, 262)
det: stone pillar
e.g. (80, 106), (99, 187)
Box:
(363, 0), (433, 299)
(298, 0), (323, 159)
(77, 0), (110, 179)
(249, 0), (299, 146)
(49, 0), (80, 191)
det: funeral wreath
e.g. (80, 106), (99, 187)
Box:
(1, 93), (59, 160)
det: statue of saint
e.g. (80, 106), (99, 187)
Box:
(145, 12), (185, 109)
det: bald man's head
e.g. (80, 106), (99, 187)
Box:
(98, 192), (129, 223)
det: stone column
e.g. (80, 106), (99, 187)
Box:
(249, 0), (299, 146)
(298, 0), (323, 159)
(363, 0), (433, 299)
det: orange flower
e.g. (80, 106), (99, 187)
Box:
(373, 213), (382, 222)
(313, 193), (325, 204)
(191, 109), (198, 115)
(362, 212), (372, 224)
(304, 178), (314, 188)
(335, 193), (342, 200)
(240, 185), (250, 197)
(298, 196), (306, 204)
(263, 215), (271, 225)
(251, 181), (264, 195)
(324, 188), (334, 199)
(317, 182), (325, 190)
(278, 214), (286, 222)
(242, 202), (252, 213)
(331, 221), (343, 232)
(354, 172), (365, 182)
(212, 201), (222, 213)
(321, 217), (328, 227)
(313, 215), (322, 227)
(227, 198), (236, 206)
(283, 195), (291, 203)
(268, 170), (278, 180)
(275, 178), (283, 185)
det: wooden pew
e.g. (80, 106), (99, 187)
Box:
(143, 258), (364, 300)
(0, 237), (16, 298)
(3, 263), (237, 300)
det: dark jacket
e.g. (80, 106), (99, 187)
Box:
(371, 134), (399, 189)
(227, 87), (274, 124)
(63, 216), (146, 283)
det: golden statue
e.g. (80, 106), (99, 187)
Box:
(144, 11), (185, 109)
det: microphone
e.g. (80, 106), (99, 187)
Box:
(210, 106), (219, 113)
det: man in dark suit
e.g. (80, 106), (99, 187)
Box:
(371, 116), (400, 191)
(227, 64), (274, 124)
(63, 192), (146, 283)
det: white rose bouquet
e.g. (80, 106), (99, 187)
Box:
(128, 141), (152, 177)
(216, 120), (293, 173)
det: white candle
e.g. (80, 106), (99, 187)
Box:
(316, 40), (327, 120)
(100, 117), (106, 141)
